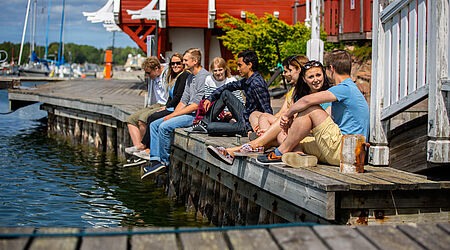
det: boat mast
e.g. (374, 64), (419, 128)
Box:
(57, 0), (65, 65)
(19, 0), (32, 65)
(45, 0), (51, 60)
(32, 0), (37, 55)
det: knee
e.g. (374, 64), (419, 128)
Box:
(159, 122), (172, 134)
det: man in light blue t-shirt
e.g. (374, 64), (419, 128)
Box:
(256, 50), (369, 166)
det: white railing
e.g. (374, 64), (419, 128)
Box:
(369, 0), (449, 165)
(380, 0), (427, 120)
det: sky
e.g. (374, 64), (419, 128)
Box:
(0, 0), (138, 49)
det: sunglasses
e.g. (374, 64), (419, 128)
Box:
(289, 57), (302, 67)
(170, 61), (183, 66)
(302, 60), (323, 70)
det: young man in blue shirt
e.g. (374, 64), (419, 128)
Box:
(257, 50), (369, 166)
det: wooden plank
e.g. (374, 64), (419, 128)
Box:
(397, 223), (450, 250)
(383, 20), (393, 107)
(365, 167), (440, 189)
(408, 0), (418, 94)
(340, 190), (450, 209)
(130, 228), (178, 250)
(0, 227), (34, 250)
(357, 225), (423, 249)
(299, 165), (373, 190)
(417, 0), (426, 89)
(178, 231), (228, 250)
(226, 229), (278, 250)
(399, 6), (409, 99)
(391, 13), (400, 105)
(81, 228), (127, 250)
(320, 165), (396, 190)
(364, 171), (418, 190)
(313, 225), (377, 250)
(437, 222), (450, 233)
(30, 228), (79, 250)
(270, 226), (328, 250)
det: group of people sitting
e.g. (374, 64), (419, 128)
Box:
(124, 47), (369, 180)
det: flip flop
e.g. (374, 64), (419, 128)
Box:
(233, 143), (264, 157)
(207, 145), (234, 165)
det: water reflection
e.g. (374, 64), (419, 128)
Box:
(0, 87), (205, 228)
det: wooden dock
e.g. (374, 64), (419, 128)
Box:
(1, 222), (449, 250)
(7, 79), (450, 226)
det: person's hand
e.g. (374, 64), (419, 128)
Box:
(203, 100), (211, 112)
(280, 112), (293, 132)
(223, 111), (232, 119)
(163, 114), (173, 121)
(257, 129), (266, 136)
(159, 106), (167, 111)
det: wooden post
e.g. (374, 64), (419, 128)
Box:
(74, 119), (82, 144)
(105, 126), (116, 153)
(340, 135), (367, 173)
(116, 123), (124, 159)
(369, 0), (390, 166)
(426, 0), (449, 164)
(258, 207), (271, 224)
(204, 177), (215, 223)
(246, 199), (260, 225)
(237, 196), (248, 225)
(94, 123), (105, 152)
(88, 122), (95, 146)
(82, 120), (89, 144)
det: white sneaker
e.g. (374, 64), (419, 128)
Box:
(125, 146), (140, 155)
(133, 150), (150, 160)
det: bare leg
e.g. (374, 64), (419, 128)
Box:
(138, 120), (147, 138)
(248, 111), (263, 132)
(226, 116), (283, 154)
(258, 113), (278, 134)
(127, 123), (145, 149)
(278, 105), (329, 154)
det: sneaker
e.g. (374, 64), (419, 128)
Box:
(256, 151), (283, 165)
(207, 145), (234, 165)
(282, 152), (318, 168)
(141, 162), (166, 179)
(123, 156), (147, 168)
(133, 150), (150, 160)
(184, 122), (208, 134)
(125, 145), (140, 155)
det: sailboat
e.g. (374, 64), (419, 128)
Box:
(18, 0), (51, 77)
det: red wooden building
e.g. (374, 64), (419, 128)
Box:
(85, 0), (373, 66)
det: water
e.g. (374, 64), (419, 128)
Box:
(0, 83), (204, 228)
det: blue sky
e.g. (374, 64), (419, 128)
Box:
(0, 0), (138, 49)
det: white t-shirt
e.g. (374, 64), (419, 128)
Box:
(204, 75), (244, 104)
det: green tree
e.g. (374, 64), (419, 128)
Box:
(216, 12), (332, 77)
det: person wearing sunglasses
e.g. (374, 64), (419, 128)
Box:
(257, 50), (369, 167)
(129, 53), (191, 162)
(215, 57), (332, 164)
(142, 48), (209, 178)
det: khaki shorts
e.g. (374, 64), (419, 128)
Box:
(125, 104), (164, 126)
(300, 116), (343, 166)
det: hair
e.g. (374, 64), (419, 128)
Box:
(282, 55), (294, 68)
(293, 60), (332, 102)
(288, 55), (309, 70)
(209, 57), (231, 79)
(184, 48), (202, 66)
(324, 49), (352, 75)
(166, 53), (184, 91)
(141, 56), (161, 73)
(237, 50), (258, 72)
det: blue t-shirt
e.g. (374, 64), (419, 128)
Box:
(167, 83), (176, 112)
(320, 102), (331, 110)
(328, 78), (369, 139)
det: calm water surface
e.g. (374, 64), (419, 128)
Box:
(0, 83), (204, 228)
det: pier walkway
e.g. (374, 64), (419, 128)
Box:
(1, 222), (449, 250)
(7, 79), (450, 225)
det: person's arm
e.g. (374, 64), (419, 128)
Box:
(207, 79), (242, 102)
(163, 102), (199, 121)
(165, 72), (189, 108)
(285, 90), (337, 118)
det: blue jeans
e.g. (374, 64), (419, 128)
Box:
(149, 114), (195, 165)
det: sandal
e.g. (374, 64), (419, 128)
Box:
(207, 145), (234, 165)
(233, 143), (264, 157)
